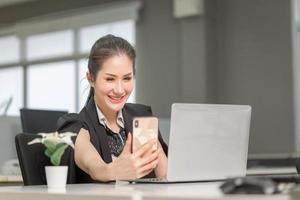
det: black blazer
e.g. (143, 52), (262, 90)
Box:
(56, 97), (168, 183)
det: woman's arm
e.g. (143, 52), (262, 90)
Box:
(74, 129), (159, 181)
(74, 128), (112, 181)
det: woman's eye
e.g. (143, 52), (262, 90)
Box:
(124, 77), (132, 81)
(106, 78), (114, 82)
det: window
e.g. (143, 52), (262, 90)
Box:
(27, 61), (76, 112)
(0, 21), (135, 116)
(0, 67), (23, 115)
(78, 59), (90, 110)
(26, 30), (74, 61)
(79, 20), (135, 53)
(0, 36), (20, 65)
(0, 2), (139, 115)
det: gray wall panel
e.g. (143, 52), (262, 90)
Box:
(215, 0), (294, 153)
(136, 0), (181, 118)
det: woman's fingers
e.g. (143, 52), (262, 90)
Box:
(137, 169), (154, 179)
(134, 149), (159, 171)
(141, 149), (159, 165)
(134, 139), (157, 158)
(137, 157), (159, 177)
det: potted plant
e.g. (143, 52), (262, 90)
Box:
(28, 131), (77, 188)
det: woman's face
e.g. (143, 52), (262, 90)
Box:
(91, 54), (134, 115)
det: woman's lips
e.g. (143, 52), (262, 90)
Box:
(108, 95), (125, 104)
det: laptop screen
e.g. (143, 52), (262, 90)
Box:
(167, 103), (251, 181)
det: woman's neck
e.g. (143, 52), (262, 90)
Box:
(105, 112), (117, 125)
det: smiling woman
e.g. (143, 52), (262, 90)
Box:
(57, 34), (168, 183)
(86, 37), (135, 130)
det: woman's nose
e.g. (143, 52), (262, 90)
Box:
(114, 81), (124, 94)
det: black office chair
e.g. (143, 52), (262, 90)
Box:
(20, 108), (68, 134)
(296, 159), (300, 174)
(15, 133), (76, 185)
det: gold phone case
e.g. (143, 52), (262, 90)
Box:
(132, 117), (158, 152)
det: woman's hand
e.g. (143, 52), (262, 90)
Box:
(108, 133), (159, 180)
(154, 140), (168, 178)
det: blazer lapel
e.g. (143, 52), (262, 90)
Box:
(85, 98), (112, 163)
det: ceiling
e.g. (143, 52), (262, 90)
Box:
(0, 0), (119, 26)
(0, 0), (36, 8)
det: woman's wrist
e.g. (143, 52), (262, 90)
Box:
(106, 162), (115, 181)
(89, 162), (114, 182)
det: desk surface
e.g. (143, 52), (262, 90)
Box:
(0, 175), (23, 186)
(0, 182), (290, 200)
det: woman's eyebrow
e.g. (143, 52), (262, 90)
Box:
(104, 72), (132, 77)
(104, 73), (116, 77)
(123, 73), (133, 77)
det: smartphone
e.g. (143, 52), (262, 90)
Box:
(132, 117), (158, 152)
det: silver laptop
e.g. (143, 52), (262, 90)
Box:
(133, 103), (251, 183)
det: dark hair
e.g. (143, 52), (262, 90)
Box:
(86, 34), (136, 104)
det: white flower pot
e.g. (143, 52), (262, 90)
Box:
(45, 166), (68, 188)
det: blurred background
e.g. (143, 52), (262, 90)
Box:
(0, 0), (299, 171)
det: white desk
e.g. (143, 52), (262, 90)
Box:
(0, 182), (290, 200)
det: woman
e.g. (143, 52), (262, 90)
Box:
(57, 34), (168, 182)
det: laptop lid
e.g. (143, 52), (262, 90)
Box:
(167, 103), (251, 182)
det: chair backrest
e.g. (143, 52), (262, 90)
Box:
(20, 108), (68, 134)
(15, 133), (76, 185)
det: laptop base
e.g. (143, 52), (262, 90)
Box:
(129, 177), (226, 184)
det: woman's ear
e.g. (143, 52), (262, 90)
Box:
(86, 72), (94, 87)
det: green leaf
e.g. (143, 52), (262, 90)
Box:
(44, 149), (52, 158)
(56, 143), (66, 149)
(43, 140), (56, 153)
(50, 144), (68, 166)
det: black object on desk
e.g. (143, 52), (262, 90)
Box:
(220, 177), (279, 194)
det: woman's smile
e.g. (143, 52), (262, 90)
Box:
(108, 95), (126, 104)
